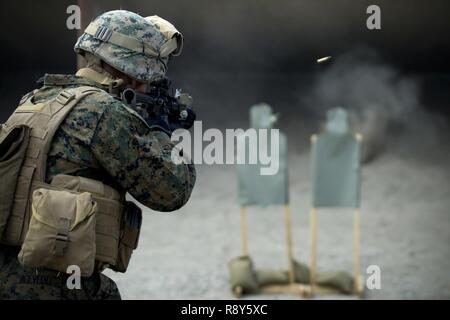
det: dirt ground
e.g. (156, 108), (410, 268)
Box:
(104, 117), (450, 300)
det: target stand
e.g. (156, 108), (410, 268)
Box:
(308, 113), (365, 298)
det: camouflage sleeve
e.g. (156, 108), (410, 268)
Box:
(90, 96), (196, 212)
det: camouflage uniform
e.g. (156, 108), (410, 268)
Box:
(0, 10), (195, 300)
(0, 244), (121, 300)
(0, 72), (196, 300)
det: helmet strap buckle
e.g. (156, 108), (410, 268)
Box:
(94, 26), (113, 42)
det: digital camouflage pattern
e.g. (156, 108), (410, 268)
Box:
(0, 71), (196, 299)
(75, 10), (169, 83)
(0, 245), (120, 300)
(40, 73), (196, 211)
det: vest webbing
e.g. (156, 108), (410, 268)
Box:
(2, 86), (102, 245)
(1, 86), (128, 269)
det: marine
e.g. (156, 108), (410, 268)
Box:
(0, 10), (195, 300)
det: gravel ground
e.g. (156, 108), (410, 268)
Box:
(104, 121), (450, 300)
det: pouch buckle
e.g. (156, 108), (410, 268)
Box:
(55, 90), (75, 106)
(54, 217), (71, 256)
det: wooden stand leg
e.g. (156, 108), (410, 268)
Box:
(309, 208), (318, 295)
(353, 208), (362, 294)
(283, 205), (295, 283)
(240, 207), (249, 256)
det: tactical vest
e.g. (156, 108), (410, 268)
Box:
(0, 86), (141, 275)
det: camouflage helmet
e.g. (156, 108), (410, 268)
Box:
(75, 10), (180, 83)
(145, 15), (184, 56)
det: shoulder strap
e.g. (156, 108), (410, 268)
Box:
(6, 86), (102, 182)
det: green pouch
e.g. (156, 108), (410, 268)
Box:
(0, 124), (30, 237)
(18, 188), (97, 277)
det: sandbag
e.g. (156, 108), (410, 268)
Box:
(256, 259), (311, 286)
(316, 271), (355, 294)
(228, 255), (354, 295)
(256, 270), (289, 286)
(293, 260), (311, 284)
(228, 256), (259, 294)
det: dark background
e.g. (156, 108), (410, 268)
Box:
(0, 0), (449, 128)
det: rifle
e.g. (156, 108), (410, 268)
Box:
(120, 78), (196, 134)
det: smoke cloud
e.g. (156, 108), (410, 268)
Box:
(303, 47), (428, 162)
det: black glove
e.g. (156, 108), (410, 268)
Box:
(168, 106), (196, 131)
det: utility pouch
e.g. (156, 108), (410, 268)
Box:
(49, 174), (123, 270)
(0, 124), (30, 237)
(18, 188), (97, 277)
(113, 201), (142, 273)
